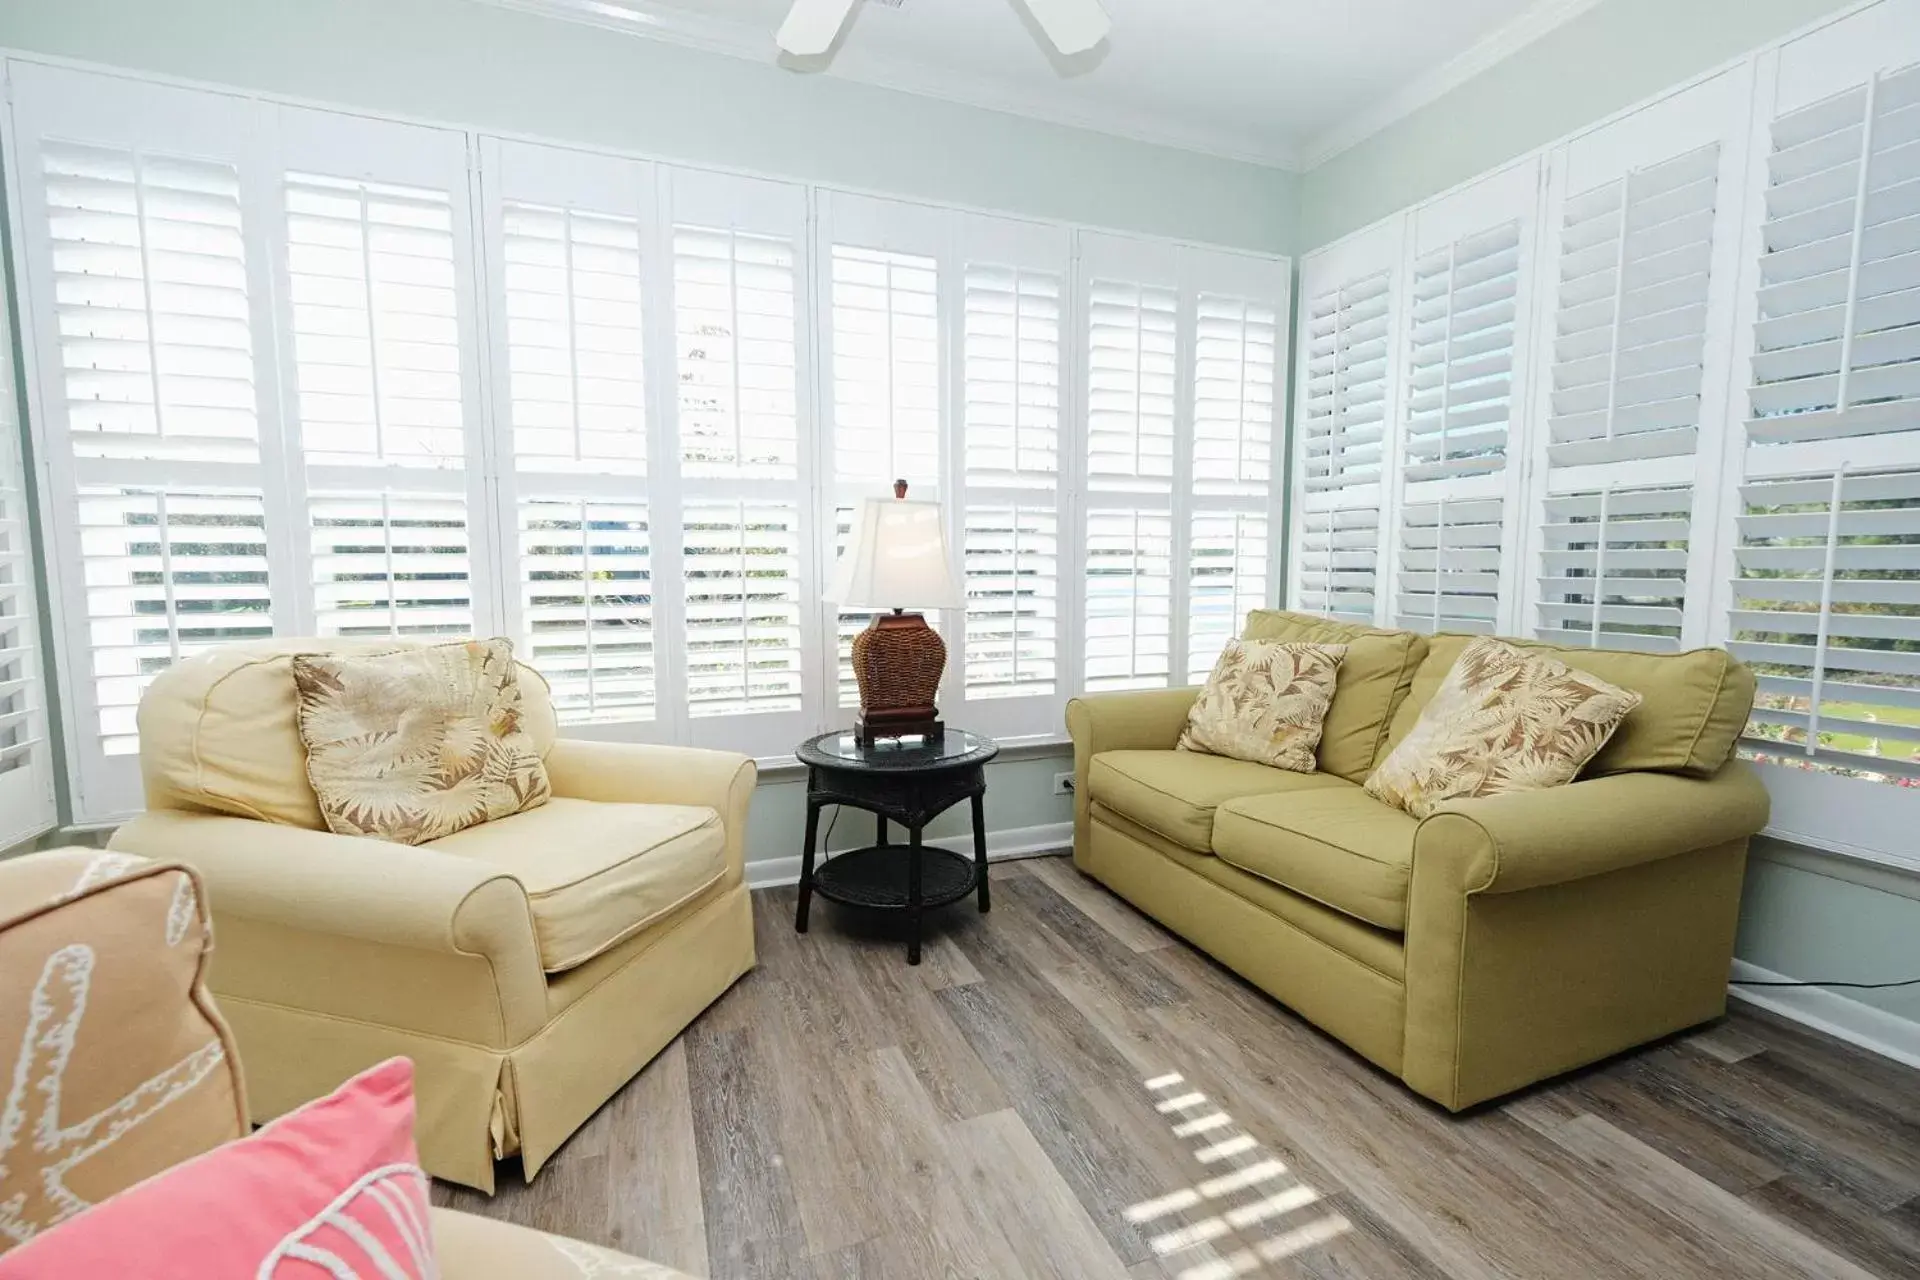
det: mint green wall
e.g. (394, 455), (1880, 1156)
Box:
(1740, 842), (1920, 1025)
(1298, 0), (1852, 251)
(0, 0), (1297, 254)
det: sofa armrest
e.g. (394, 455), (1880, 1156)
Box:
(1414, 761), (1771, 896)
(109, 810), (545, 986)
(1064, 688), (1200, 866)
(541, 740), (756, 884)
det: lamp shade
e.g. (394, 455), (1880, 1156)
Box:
(826, 497), (964, 610)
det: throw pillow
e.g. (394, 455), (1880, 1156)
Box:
(1178, 640), (1348, 772)
(0, 1058), (433, 1279)
(293, 638), (551, 845)
(1364, 636), (1642, 819)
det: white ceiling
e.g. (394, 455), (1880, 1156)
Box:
(484, 0), (1601, 169)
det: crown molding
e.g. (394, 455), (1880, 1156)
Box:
(1298, 0), (1606, 170)
(471, 0), (1301, 170)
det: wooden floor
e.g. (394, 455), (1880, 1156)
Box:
(436, 855), (1920, 1280)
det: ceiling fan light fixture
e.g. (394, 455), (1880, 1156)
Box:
(775, 0), (859, 57)
(1022, 0), (1111, 56)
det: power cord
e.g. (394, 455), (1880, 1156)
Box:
(1731, 976), (1920, 990)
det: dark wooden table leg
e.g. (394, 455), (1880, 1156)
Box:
(876, 814), (888, 846)
(907, 824), (924, 965)
(971, 788), (990, 913)
(796, 794), (821, 933)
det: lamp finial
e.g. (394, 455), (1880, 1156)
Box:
(893, 479), (908, 499)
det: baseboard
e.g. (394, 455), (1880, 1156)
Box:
(1728, 959), (1920, 1070)
(745, 820), (1072, 890)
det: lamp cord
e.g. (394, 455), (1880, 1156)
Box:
(1731, 976), (1920, 990)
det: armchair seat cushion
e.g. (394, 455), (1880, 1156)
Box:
(1087, 750), (1349, 852)
(1212, 784), (1419, 931)
(428, 797), (726, 973)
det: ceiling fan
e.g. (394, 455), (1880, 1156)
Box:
(775, 0), (1111, 58)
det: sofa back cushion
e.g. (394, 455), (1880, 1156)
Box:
(1241, 609), (1428, 783)
(137, 637), (559, 829)
(1383, 634), (1755, 778)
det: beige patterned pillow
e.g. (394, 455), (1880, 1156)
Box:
(1365, 636), (1642, 819)
(293, 639), (551, 845)
(1178, 640), (1348, 772)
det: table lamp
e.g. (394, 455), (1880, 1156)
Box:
(827, 480), (964, 745)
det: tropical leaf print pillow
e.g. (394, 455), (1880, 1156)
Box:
(1364, 636), (1642, 819)
(1178, 640), (1348, 773)
(292, 639), (551, 845)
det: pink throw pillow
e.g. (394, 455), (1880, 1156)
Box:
(0, 1058), (434, 1279)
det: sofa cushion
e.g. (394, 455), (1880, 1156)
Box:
(1179, 639), (1347, 771)
(1383, 634), (1754, 778)
(135, 637), (559, 831)
(1086, 749), (1349, 852)
(428, 797), (726, 972)
(1212, 784), (1420, 932)
(1241, 609), (1428, 784)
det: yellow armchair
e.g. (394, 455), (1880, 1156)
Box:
(109, 639), (757, 1192)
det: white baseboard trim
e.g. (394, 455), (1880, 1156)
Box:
(745, 820), (1072, 890)
(1728, 959), (1920, 1070)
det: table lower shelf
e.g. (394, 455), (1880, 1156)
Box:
(810, 845), (977, 911)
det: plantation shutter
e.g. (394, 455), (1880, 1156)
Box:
(1081, 233), (1178, 691)
(1730, 469), (1920, 778)
(0, 246), (58, 847)
(816, 193), (948, 713)
(1748, 59), (1920, 450)
(1528, 70), (1750, 655)
(1536, 485), (1691, 652)
(1291, 222), (1403, 627)
(9, 64), (290, 819)
(667, 169), (815, 746)
(952, 215), (1068, 738)
(1394, 162), (1540, 636)
(1728, 14), (1920, 825)
(480, 140), (663, 731)
(272, 106), (489, 642)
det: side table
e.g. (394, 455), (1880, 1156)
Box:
(793, 729), (999, 964)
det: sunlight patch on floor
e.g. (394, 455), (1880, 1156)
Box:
(1127, 1072), (1351, 1279)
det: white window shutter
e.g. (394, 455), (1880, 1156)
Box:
(1395, 496), (1505, 633)
(955, 214), (1069, 738)
(681, 498), (805, 717)
(1291, 219), (1404, 628)
(674, 226), (802, 481)
(1536, 485), (1691, 652)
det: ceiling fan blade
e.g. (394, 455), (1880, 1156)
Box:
(1022, 0), (1111, 55)
(775, 0), (860, 56)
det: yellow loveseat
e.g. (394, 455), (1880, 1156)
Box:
(0, 847), (691, 1277)
(108, 638), (757, 1192)
(1066, 610), (1770, 1111)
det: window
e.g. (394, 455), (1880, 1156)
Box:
(0, 245), (56, 848)
(9, 63), (1289, 822)
(1535, 485), (1691, 652)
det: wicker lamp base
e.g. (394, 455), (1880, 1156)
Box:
(850, 611), (946, 746)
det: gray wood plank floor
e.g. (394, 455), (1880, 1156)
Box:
(434, 855), (1920, 1280)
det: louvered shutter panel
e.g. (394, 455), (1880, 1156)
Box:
(1187, 510), (1269, 681)
(519, 499), (652, 722)
(1294, 507), (1381, 624)
(1549, 145), (1720, 467)
(1396, 497), (1504, 633)
(1536, 485), (1690, 652)
(1300, 272), (1391, 493)
(1749, 60), (1920, 449)
(1404, 224), (1521, 483)
(675, 227), (800, 479)
(501, 202), (646, 475)
(285, 175), (465, 467)
(0, 250), (57, 845)
(1086, 280), (1178, 489)
(1732, 469), (1920, 779)
(682, 499), (803, 717)
(820, 203), (945, 710)
(79, 488), (274, 752)
(956, 218), (1068, 733)
(42, 142), (258, 464)
(309, 492), (472, 637)
(1084, 508), (1172, 691)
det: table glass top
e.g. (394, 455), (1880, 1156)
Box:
(800, 728), (997, 771)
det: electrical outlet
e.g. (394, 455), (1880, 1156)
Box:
(1052, 771), (1074, 796)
